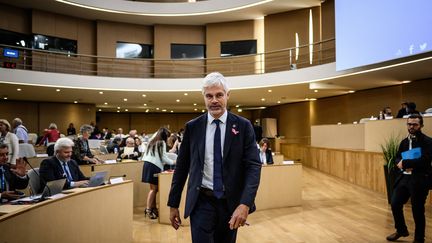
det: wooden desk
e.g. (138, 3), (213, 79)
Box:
(158, 164), (302, 225)
(80, 161), (148, 207)
(0, 181), (133, 243)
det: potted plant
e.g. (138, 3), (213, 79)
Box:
(381, 134), (400, 203)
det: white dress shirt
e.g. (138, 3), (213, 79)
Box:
(201, 110), (227, 190)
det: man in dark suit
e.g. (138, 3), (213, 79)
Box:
(168, 72), (261, 243)
(39, 137), (89, 192)
(386, 114), (432, 243)
(0, 143), (28, 202)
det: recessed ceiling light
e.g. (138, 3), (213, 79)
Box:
(261, 98), (265, 101)
(117, 107), (121, 109)
(145, 109), (149, 113)
(401, 80), (411, 84)
(125, 109), (128, 111)
(305, 98), (309, 100)
(193, 103), (197, 106)
(17, 88), (22, 91)
(235, 105), (240, 108)
(162, 109), (167, 112)
(309, 98), (317, 101)
(98, 109), (102, 111)
(144, 104), (147, 106)
(194, 108), (198, 111)
(260, 107), (266, 109)
(56, 89), (61, 92)
(176, 99), (180, 102)
(202, 109), (205, 113)
(104, 102), (108, 105)
(3, 97), (8, 100)
(268, 89), (272, 92)
(184, 93), (188, 96)
(170, 110), (174, 113)
(74, 101), (78, 103)
(348, 90), (355, 93)
(99, 91), (103, 94)
(156, 108), (160, 110)
(142, 94), (146, 97)
(277, 101), (281, 104)
(314, 90), (318, 93)
(237, 108), (243, 112)
(123, 98), (128, 101)
(117, 110), (120, 113)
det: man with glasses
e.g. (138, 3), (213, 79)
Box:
(387, 114), (432, 243)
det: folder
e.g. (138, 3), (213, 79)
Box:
(401, 147), (422, 160)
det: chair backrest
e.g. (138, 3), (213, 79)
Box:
(425, 108), (432, 113)
(46, 144), (55, 156)
(100, 145), (109, 154)
(28, 133), (38, 144)
(18, 143), (36, 158)
(27, 168), (41, 195)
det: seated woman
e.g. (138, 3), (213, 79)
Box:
(37, 123), (60, 146)
(117, 137), (141, 160)
(259, 138), (273, 165)
(72, 124), (103, 165)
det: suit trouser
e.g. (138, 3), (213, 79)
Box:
(190, 191), (237, 243)
(391, 175), (429, 242)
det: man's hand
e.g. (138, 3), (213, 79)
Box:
(74, 180), (89, 188)
(169, 207), (182, 230)
(397, 161), (403, 169)
(10, 158), (27, 177)
(229, 204), (249, 230)
(1, 191), (22, 200)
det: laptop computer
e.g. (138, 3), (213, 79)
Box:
(41, 178), (67, 198)
(87, 171), (108, 187)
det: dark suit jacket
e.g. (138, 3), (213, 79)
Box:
(39, 156), (89, 192)
(393, 131), (432, 188)
(168, 112), (262, 218)
(0, 164), (29, 192)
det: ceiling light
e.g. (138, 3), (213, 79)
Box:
(261, 98), (265, 101)
(145, 109), (149, 113)
(194, 108), (198, 111)
(74, 101), (78, 103)
(277, 101), (281, 104)
(144, 104), (147, 106)
(117, 110), (120, 113)
(17, 88), (22, 91)
(348, 90), (355, 93)
(3, 97), (8, 100)
(125, 109), (128, 111)
(98, 109), (102, 111)
(104, 102), (108, 105)
(99, 91), (103, 94)
(309, 98), (317, 101)
(268, 89), (272, 92)
(202, 109), (205, 113)
(193, 103), (197, 106)
(162, 109), (167, 112)
(170, 110), (174, 113)
(237, 108), (243, 112)
(305, 98), (309, 100)
(142, 94), (146, 97)
(401, 80), (411, 84)
(117, 107), (121, 109)
(235, 105), (240, 108)
(176, 99), (180, 102)
(260, 107), (266, 109)
(184, 93), (188, 96)
(156, 108), (159, 110)
(56, 89), (61, 92)
(123, 98), (128, 101)
(314, 90), (318, 93)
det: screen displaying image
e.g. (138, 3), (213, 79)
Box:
(116, 42), (153, 58)
(33, 34), (77, 54)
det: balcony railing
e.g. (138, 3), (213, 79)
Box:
(0, 38), (335, 78)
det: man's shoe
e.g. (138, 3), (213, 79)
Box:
(386, 231), (409, 241)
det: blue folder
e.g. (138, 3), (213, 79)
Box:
(401, 147), (422, 160)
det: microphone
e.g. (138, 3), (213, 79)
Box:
(23, 157), (50, 201)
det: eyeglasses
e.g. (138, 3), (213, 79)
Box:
(407, 123), (420, 127)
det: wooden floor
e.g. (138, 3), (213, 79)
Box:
(133, 167), (432, 243)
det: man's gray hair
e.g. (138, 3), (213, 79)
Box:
(49, 123), (57, 129)
(13, 118), (23, 125)
(202, 72), (229, 95)
(80, 124), (94, 134)
(54, 137), (74, 152)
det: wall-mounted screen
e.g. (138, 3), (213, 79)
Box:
(0, 29), (30, 48)
(33, 34), (77, 54)
(171, 44), (205, 59)
(116, 42), (153, 58)
(220, 40), (257, 57)
(335, 0), (432, 71)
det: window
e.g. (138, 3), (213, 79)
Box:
(220, 40), (257, 57)
(33, 34), (77, 54)
(171, 44), (205, 59)
(0, 29), (31, 48)
(116, 42), (153, 58)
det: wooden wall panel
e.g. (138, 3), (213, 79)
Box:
(0, 101), (38, 133)
(0, 3), (31, 34)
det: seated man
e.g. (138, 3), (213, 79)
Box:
(39, 138), (89, 192)
(0, 143), (28, 202)
(12, 118), (29, 144)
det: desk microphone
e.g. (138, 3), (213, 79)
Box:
(23, 157), (50, 201)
